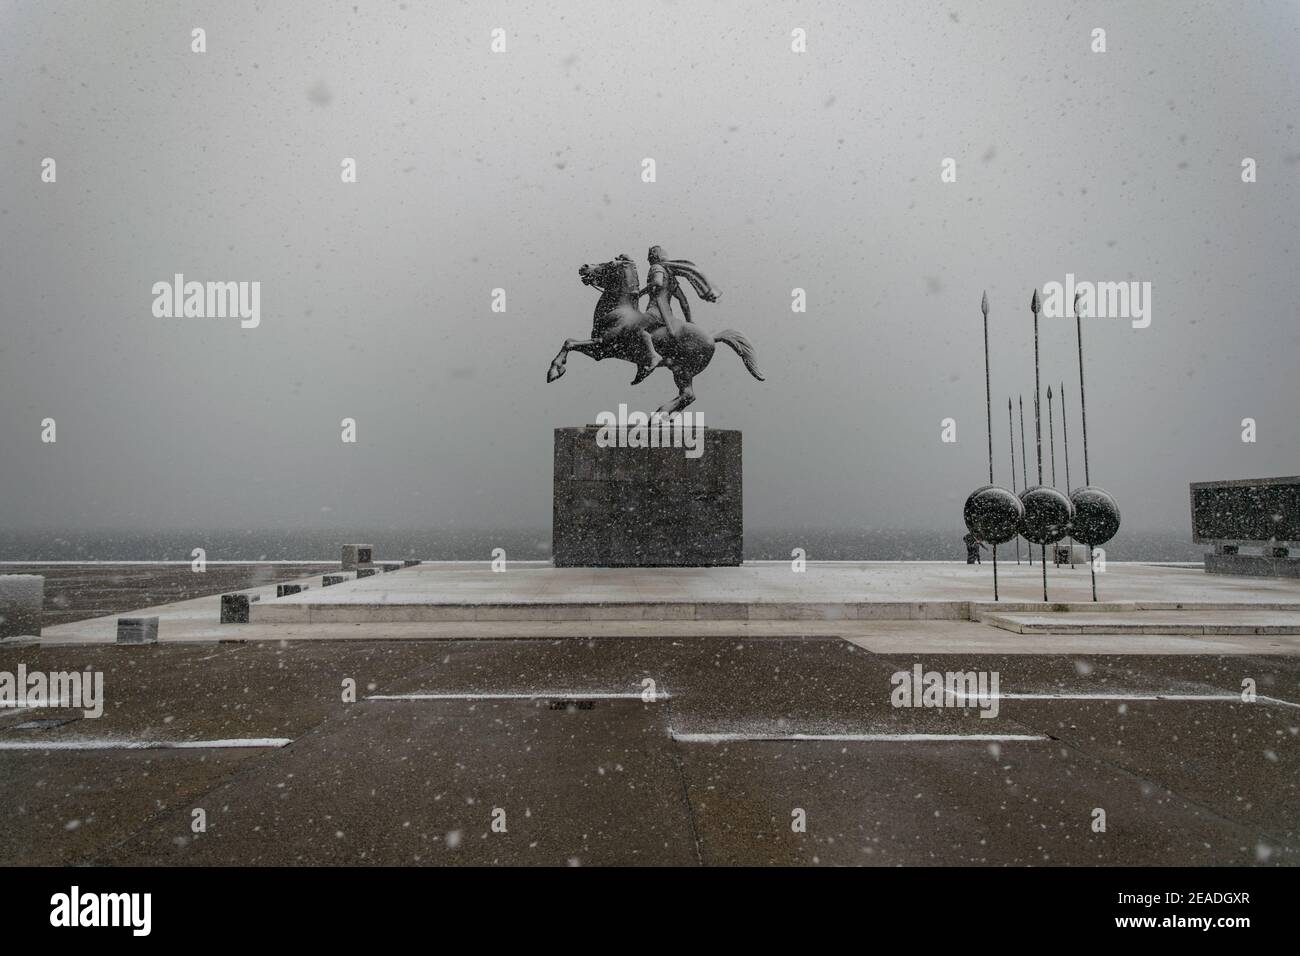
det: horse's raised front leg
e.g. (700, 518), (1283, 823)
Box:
(547, 338), (600, 382)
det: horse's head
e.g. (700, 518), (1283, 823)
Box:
(578, 255), (639, 294)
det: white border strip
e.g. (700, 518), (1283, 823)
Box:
(944, 691), (1300, 708)
(0, 737), (292, 751)
(367, 691), (667, 701)
(0, 561), (333, 566)
(671, 731), (1046, 743)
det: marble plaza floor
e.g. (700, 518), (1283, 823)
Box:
(25, 560), (1300, 647)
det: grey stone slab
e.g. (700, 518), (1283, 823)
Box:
(1191, 476), (1300, 544)
(220, 593), (250, 623)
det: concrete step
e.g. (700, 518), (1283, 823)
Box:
(979, 610), (1300, 635)
(250, 600), (970, 624)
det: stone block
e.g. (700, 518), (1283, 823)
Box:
(220, 593), (250, 623)
(341, 544), (374, 570)
(117, 617), (158, 644)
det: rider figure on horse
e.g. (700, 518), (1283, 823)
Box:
(639, 245), (720, 334)
(628, 246), (720, 386)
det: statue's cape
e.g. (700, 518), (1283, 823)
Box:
(660, 258), (719, 300)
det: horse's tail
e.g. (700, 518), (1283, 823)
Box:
(714, 329), (765, 381)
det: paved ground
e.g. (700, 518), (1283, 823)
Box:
(2, 634), (1297, 866)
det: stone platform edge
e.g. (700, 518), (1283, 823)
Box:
(247, 598), (1300, 625)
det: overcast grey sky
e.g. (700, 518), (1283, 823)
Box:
(1, 0), (1297, 535)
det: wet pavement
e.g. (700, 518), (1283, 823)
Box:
(1, 636), (1297, 866)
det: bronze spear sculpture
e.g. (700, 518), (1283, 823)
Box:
(1047, 384), (1057, 488)
(1009, 397), (1020, 564)
(1020, 289), (1072, 600)
(982, 292), (993, 484)
(1047, 384), (1058, 567)
(1019, 395), (1031, 565)
(1031, 289), (1043, 486)
(963, 292), (1023, 602)
(1075, 291), (1091, 485)
(1070, 291), (1121, 601)
(1018, 396), (1029, 489)
(1060, 380), (1074, 568)
(981, 292), (999, 598)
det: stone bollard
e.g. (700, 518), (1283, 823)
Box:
(117, 617), (159, 644)
(356, 567), (377, 578)
(403, 559), (422, 567)
(382, 562), (401, 573)
(341, 544), (374, 571)
(277, 583), (307, 597)
(322, 574), (349, 587)
(0, 574), (44, 639)
(221, 593), (250, 623)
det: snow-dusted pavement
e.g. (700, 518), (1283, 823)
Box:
(1, 634), (1297, 865)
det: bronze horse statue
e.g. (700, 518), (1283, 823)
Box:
(546, 254), (763, 415)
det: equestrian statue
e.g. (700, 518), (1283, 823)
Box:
(546, 246), (764, 415)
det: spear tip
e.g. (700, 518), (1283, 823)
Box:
(1047, 385), (1053, 398)
(981, 290), (988, 315)
(1030, 288), (1041, 312)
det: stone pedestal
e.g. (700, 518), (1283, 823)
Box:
(552, 426), (742, 567)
